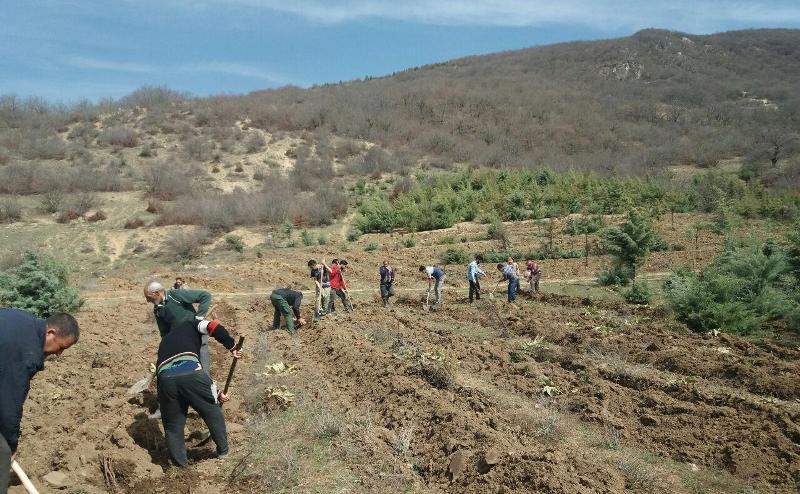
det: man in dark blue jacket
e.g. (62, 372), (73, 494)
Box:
(0, 309), (79, 494)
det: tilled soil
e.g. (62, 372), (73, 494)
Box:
(12, 278), (799, 493)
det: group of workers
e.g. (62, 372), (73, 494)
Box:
(1, 254), (543, 489)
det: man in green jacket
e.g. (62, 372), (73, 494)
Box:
(270, 288), (305, 335)
(144, 281), (212, 373)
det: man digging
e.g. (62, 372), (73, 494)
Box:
(1, 310), (79, 494)
(419, 264), (446, 305)
(155, 318), (242, 468)
(144, 280), (213, 419)
(270, 288), (306, 335)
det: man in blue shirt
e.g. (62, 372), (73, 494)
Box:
(497, 262), (520, 303)
(1, 309), (79, 493)
(466, 255), (486, 303)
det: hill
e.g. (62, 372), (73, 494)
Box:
(222, 28), (800, 175)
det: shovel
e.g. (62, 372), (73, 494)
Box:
(127, 362), (157, 395)
(488, 281), (502, 300)
(128, 305), (216, 395)
(12, 460), (41, 494)
(422, 289), (431, 311)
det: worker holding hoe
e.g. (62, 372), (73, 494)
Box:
(525, 259), (542, 293)
(308, 259), (331, 319)
(497, 262), (520, 304)
(155, 317), (242, 468)
(419, 264), (446, 305)
(379, 260), (395, 307)
(325, 259), (353, 312)
(270, 288), (306, 335)
(1, 309), (79, 494)
(466, 255), (486, 303)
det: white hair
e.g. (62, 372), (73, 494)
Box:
(146, 281), (164, 294)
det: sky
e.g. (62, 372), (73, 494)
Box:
(2, 1), (799, 102)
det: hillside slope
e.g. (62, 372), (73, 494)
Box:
(218, 28), (799, 174)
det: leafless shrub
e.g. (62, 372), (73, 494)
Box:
(290, 155), (334, 191)
(21, 135), (68, 160)
(394, 426), (414, 454)
(65, 165), (128, 192)
(140, 162), (193, 200)
(71, 192), (99, 215)
(619, 454), (657, 491)
(164, 228), (213, 261)
(310, 410), (341, 440)
(67, 122), (98, 144)
(39, 190), (65, 213)
(535, 407), (562, 440)
(146, 199), (162, 214)
(245, 132), (267, 153)
(98, 126), (139, 147)
(252, 166), (268, 181)
(296, 185), (348, 226)
(120, 85), (186, 108)
(0, 199), (22, 223)
(390, 175), (415, 199)
(334, 138), (362, 159)
(183, 136), (214, 161)
(139, 143), (156, 158)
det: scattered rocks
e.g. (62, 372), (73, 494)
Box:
(447, 450), (468, 482)
(478, 448), (503, 474)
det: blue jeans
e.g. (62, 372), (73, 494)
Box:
(507, 278), (519, 302)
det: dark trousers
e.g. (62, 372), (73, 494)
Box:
(328, 288), (352, 312)
(468, 279), (481, 302)
(158, 370), (228, 468)
(380, 282), (394, 306)
(0, 435), (10, 494)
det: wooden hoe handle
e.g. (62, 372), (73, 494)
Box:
(223, 336), (245, 395)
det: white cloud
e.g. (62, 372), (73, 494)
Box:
(177, 0), (800, 31)
(67, 56), (156, 73)
(180, 62), (298, 85)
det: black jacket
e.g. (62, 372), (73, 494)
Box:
(271, 289), (303, 318)
(157, 319), (235, 372)
(0, 308), (46, 452)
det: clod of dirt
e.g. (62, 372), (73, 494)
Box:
(448, 450), (469, 482)
(478, 448), (502, 475)
(484, 448), (501, 466)
(43, 470), (69, 488)
(639, 415), (660, 427)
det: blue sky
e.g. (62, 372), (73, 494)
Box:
(2, 1), (799, 102)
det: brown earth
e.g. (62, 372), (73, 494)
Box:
(8, 214), (799, 494)
(12, 275), (800, 493)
